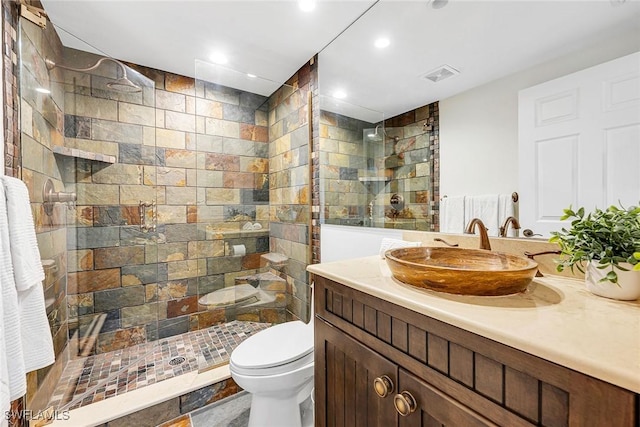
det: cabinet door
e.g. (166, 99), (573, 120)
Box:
(315, 318), (398, 427)
(397, 369), (497, 427)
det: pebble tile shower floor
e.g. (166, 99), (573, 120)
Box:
(48, 321), (270, 410)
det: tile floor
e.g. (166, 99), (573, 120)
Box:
(160, 389), (315, 427)
(48, 321), (270, 411)
(189, 391), (252, 427)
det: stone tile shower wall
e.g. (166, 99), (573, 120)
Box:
(268, 59), (317, 322)
(3, 0), (19, 177)
(59, 47), (281, 356)
(379, 102), (439, 230)
(16, 12), (70, 415)
(319, 111), (372, 226)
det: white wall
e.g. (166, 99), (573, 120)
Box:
(439, 27), (640, 198)
(320, 224), (402, 263)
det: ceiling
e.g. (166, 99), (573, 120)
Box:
(320, 0), (640, 121)
(40, 0), (640, 122)
(40, 0), (375, 89)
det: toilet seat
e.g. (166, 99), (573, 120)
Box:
(230, 321), (314, 376)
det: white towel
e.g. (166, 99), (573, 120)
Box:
(0, 183), (27, 401)
(379, 238), (421, 259)
(18, 284), (55, 371)
(0, 316), (8, 427)
(498, 194), (517, 237)
(0, 240), (9, 427)
(465, 194), (501, 237)
(439, 196), (465, 233)
(1, 176), (45, 291)
(1, 177), (54, 374)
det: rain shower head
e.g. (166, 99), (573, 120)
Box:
(368, 124), (399, 143)
(45, 57), (142, 93)
(106, 76), (143, 93)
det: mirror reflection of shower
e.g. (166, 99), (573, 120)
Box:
(44, 56), (142, 93)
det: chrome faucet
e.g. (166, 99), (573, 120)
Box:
(464, 218), (491, 250)
(499, 216), (521, 238)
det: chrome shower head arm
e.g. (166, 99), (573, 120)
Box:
(45, 57), (130, 79)
(45, 56), (141, 93)
(373, 123), (390, 138)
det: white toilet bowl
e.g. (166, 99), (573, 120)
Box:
(230, 320), (314, 427)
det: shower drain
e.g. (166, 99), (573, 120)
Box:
(168, 356), (186, 366)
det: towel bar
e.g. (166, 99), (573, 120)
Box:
(441, 192), (519, 202)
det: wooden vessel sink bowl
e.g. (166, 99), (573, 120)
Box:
(385, 247), (539, 296)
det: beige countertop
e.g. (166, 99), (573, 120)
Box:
(308, 256), (640, 393)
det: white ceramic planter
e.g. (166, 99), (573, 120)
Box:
(585, 262), (640, 301)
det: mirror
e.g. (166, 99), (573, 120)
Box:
(318, 0), (640, 236)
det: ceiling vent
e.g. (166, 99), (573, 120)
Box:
(421, 64), (460, 83)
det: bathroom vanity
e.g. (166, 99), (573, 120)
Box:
(308, 256), (640, 427)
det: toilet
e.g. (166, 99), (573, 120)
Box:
(230, 318), (314, 427)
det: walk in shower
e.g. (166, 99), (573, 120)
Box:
(18, 12), (311, 421)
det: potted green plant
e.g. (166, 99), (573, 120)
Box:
(549, 204), (640, 300)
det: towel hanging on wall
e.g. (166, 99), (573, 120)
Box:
(2, 176), (45, 291)
(439, 193), (517, 236)
(439, 196), (466, 233)
(0, 176), (54, 376)
(0, 182), (27, 402)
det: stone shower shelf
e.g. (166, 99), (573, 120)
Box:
(52, 146), (116, 163)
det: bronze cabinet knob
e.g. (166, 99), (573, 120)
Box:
(394, 391), (417, 416)
(373, 375), (394, 398)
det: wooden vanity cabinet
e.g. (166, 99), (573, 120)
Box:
(313, 275), (639, 427)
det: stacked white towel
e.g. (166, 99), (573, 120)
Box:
(379, 238), (421, 259)
(0, 183), (27, 403)
(0, 176), (55, 411)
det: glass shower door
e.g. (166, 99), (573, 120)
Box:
(19, 16), (161, 413)
(192, 59), (287, 373)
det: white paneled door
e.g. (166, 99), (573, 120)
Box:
(518, 52), (640, 236)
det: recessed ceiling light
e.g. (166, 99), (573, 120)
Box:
(333, 90), (347, 99)
(299, 0), (316, 12)
(210, 52), (228, 65)
(35, 87), (51, 94)
(247, 73), (257, 78)
(374, 38), (390, 49)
